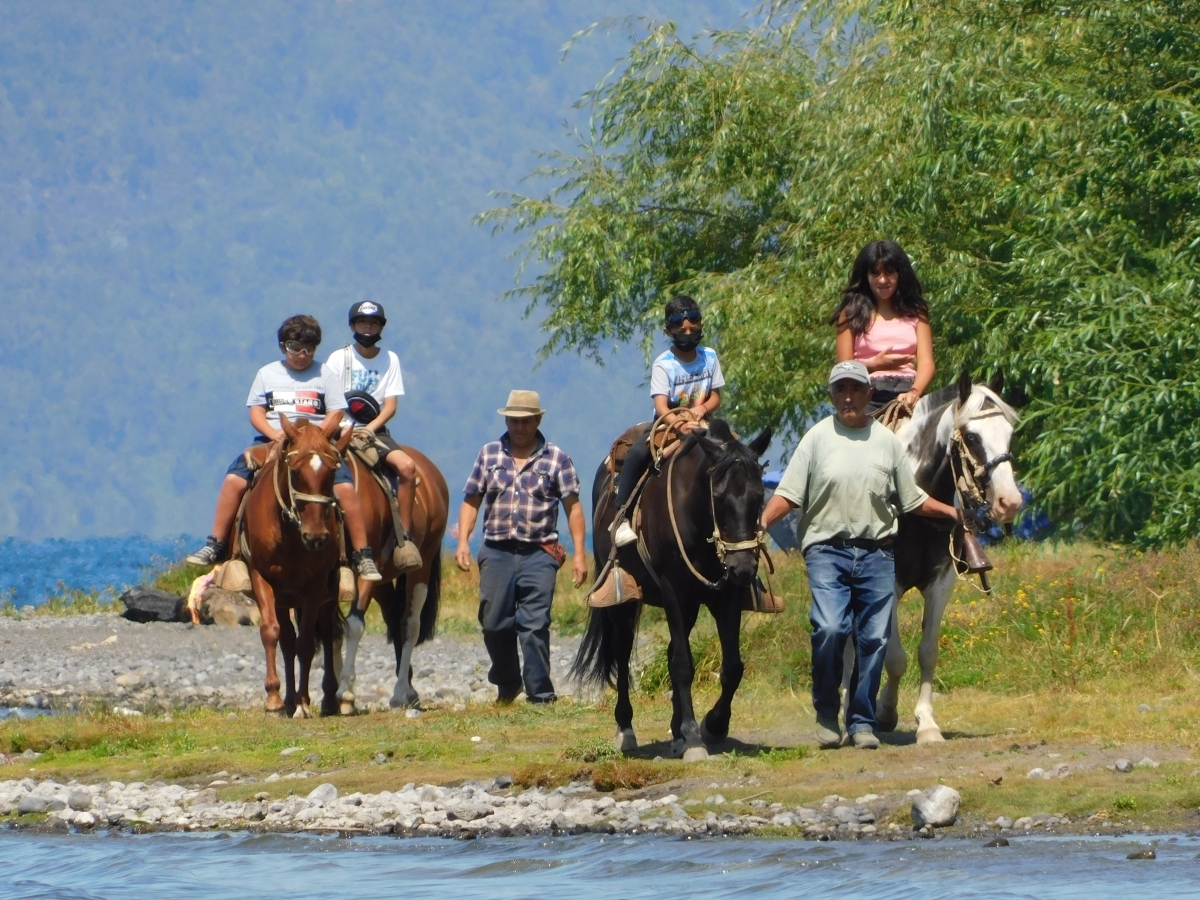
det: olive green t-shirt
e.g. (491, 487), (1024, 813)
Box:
(774, 415), (928, 552)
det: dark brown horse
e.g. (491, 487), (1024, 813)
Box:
(573, 420), (771, 760)
(242, 413), (353, 717)
(336, 444), (449, 713)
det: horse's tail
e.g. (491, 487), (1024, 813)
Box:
(570, 603), (639, 689)
(417, 550), (440, 645)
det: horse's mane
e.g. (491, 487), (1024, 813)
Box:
(913, 382), (1019, 427)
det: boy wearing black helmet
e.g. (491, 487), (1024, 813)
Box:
(187, 314), (383, 581)
(612, 294), (724, 547)
(324, 301), (423, 571)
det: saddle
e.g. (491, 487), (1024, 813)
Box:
(346, 430), (421, 573)
(871, 399), (912, 433)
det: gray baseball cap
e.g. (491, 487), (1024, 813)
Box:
(828, 360), (871, 386)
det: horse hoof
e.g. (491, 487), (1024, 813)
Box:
(264, 707), (287, 718)
(671, 739), (685, 759)
(876, 708), (899, 733)
(916, 727), (945, 745)
(389, 689), (419, 709)
(292, 704), (312, 719)
(339, 701), (356, 716)
(614, 729), (637, 754)
(699, 717), (728, 747)
(682, 746), (709, 762)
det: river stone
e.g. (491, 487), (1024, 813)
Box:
(17, 794), (50, 814)
(200, 587), (261, 627)
(67, 790), (93, 811)
(1114, 759), (1134, 773)
(192, 788), (218, 806)
(308, 783), (338, 804)
(911, 786), (961, 828)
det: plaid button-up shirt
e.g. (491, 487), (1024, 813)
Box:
(463, 431), (581, 543)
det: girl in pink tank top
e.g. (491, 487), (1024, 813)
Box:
(831, 240), (934, 413)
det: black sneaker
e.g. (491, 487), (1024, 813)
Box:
(186, 537), (228, 567)
(351, 548), (383, 582)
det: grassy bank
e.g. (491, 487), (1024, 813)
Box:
(4, 540), (1200, 830)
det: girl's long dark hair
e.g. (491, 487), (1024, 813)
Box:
(829, 240), (929, 335)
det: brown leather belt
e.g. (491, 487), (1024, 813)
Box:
(822, 536), (894, 551)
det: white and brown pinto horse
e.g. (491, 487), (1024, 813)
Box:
(871, 371), (1023, 743)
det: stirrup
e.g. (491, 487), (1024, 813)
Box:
(392, 539), (423, 572)
(613, 520), (638, 547)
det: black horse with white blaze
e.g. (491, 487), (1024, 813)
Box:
(572, 420), (772, 760)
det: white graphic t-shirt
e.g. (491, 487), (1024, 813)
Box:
(649, 347), (725, 410)
(323, 345), (405, 401)
(246, 361), (346, 427)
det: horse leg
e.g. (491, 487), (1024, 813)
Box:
(250, 570), (286, 716)
(700, 594), (744, 747)
(338, 579), (374, 715)
(319, 602), (341, 716)
(875, 589), (906, 732)
(391, 572), (427, 710)
(914, 565), (956, 743)
(663, 589), (706, 761)
(277, 604), (299, 718)
(293, 602), (318, 719)
(611, 605), (638, 754)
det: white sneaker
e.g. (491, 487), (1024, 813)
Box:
(613, 521), (638, 547)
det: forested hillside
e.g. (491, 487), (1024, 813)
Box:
(0, 1), (743, 539)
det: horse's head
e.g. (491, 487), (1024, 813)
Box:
(694, 423), (773, 587)
(952, 371), (1023, 525)
(278, 412), (354, 550)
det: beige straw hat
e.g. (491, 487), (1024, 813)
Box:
(497, 389), (545, 418)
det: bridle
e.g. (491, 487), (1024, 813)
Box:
(273, 444), (342, 530)
(664, 445), (772, 591)
(949, 408), (1014, 534)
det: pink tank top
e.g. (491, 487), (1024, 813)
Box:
(853, 315), (919, 377)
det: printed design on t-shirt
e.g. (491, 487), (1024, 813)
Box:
(265, 390), (325, 418)
(348, 366), (383, 394)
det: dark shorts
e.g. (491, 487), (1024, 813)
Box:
(372, 426), (403, 455)
(224, 436), (354, 485)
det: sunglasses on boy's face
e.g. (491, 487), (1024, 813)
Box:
(667, 310), (702, 328)
(283, 341), (317, 356)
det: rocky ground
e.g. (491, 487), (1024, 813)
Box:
(0, 614), (582, 711)
(0, 773), (1001, 840)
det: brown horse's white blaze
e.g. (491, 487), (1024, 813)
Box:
(334, 444), (448, 715)
(864, 373), (1021, 744)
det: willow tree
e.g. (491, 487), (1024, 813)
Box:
(482, 0), (1200, 544)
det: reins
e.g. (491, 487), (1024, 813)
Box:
(272, 443), (342, 530)
(947, 406), (1014, 595)
(664, 438), (772, 592)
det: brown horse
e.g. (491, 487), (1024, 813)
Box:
(336, 444), (449, 713)
(242, 413), (353, 717)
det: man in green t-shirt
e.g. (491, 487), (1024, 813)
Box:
(761, 360), (960, 749)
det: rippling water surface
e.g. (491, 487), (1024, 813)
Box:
(0, 832), (1194, 899)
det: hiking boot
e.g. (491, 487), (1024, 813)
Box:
(614, 520), (638, 547)
(815, 716), (842, 749)
(852, 730), (880, 750)
(351, 548), (383, 582)
(186, 537), (228, 567)
(393, 538), (423, 572)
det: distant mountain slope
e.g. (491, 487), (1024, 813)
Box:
(0, 0), (745, 539)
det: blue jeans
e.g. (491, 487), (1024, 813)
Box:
(804, 542), (896, 735)
(477, 540), (560, 702)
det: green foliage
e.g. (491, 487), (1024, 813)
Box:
(1114, 795), (1137, 811)
(560, 736), (619, 763)
(485, 0), (1200, 544)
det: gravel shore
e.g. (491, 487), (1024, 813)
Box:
(0, 614), (582, 711)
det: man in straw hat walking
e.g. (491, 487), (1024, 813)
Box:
(456, 390), (587, 703)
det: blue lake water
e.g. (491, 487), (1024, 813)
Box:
(0, 536), (196, 608)
(0, 831), (1194, 899)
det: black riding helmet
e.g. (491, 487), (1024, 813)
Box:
(348, 300), (386, 326)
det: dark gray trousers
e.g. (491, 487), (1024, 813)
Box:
(477, 540), (559, 702)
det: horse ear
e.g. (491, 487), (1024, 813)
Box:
(322, 411), (344, 439)
(988, 369), (1004, 395)
(747, 427), (772, 458)
(335, 423), (354, 454)
(280, 413), (297, 441)
(693, 433), (724, 462)
(957, 369), (972, 406)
